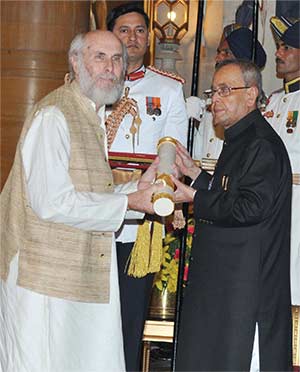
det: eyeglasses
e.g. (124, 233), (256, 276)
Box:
(204, 85), (250, 98)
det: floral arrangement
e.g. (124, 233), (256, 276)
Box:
(153, 217), (195, 293)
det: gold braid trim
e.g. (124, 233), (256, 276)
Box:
(127, 219), (163, 278)
(149, 220), (164, 272)
(105, 87), (139, 149)
(147, 65), (185, 84)
(292, 305), (300, 367)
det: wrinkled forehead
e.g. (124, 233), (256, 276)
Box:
(212, 64), (244, 87)
(83, 32), (123, 56)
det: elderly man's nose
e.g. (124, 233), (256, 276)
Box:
(105, 58), (113, 72)
(211, 90), (221, 103)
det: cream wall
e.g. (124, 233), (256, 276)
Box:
(164, 0), (282, 99)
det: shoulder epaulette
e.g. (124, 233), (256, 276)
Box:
(265, 88), (284, 105)
(269, 87), (284, 98)
(147, 65), (185, 84)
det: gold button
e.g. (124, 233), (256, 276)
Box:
(206, 153), (211, 158)
(107, 182), (112, 187)
(276, 113), (280, 118)
(283, 98), (287, 103)
(125, 134), (130, 139)
(209, 138), (214, 143)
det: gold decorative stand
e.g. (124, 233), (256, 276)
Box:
(142, 320), (174, 372)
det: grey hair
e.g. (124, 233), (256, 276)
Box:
(68, 32), (128, 81)
(68, 33), (85, 81)
(215, 59), (263, 104)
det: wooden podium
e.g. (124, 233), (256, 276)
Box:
(142, 320), (174, 372)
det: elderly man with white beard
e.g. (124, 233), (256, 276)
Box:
(0, 30), (163, 372)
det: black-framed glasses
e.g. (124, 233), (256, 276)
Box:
(204, 85), (250, 98)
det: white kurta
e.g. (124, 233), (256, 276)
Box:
(264, 87), (300, 305)
(0, 104), (143, 372)
(109, 66), (188, 243)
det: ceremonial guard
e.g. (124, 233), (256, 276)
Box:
(106, 3), (188, 371)
(186, 25), (266, 173)
(265, 16), (300, 367)
(109, 65), (187, 156)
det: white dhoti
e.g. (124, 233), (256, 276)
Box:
(0, 246), (125, 372)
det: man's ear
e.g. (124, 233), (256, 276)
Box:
(247, 86), (259, 107)
(71, 55), (79, 76)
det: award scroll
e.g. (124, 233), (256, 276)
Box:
(153, 137), (177, 217)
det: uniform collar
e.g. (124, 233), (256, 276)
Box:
(224, 109), (260, 143)
(284, 77), (300, 94)
(126, 65), (146, 81)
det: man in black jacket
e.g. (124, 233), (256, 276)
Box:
(173, 59), (292, 371)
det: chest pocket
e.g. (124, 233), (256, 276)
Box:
(210, 172), (232, 191)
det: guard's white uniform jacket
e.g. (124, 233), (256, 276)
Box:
(264, 78), (300, 305)
(110, 65), (188, 243)
(193, 110), (224, 167)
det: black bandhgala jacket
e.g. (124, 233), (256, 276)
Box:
(176, 109), (293, 371)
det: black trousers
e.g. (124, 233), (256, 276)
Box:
(116, 242), (154, 372)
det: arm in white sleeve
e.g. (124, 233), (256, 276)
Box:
(185, 96), (206, 121)
(163, 83), (189, 147)
(115, 181), (144, 219)
(21, 106), (129, 232)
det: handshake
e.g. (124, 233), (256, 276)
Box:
(127, 139), (201, 216)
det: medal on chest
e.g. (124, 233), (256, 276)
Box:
(146, 96), (162, 120)
(286, 111), (298, 134)
(263, 110), (274, 118)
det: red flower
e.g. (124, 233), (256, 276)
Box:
(183, 264), (189, 282)
(187, 225), (194, 234)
